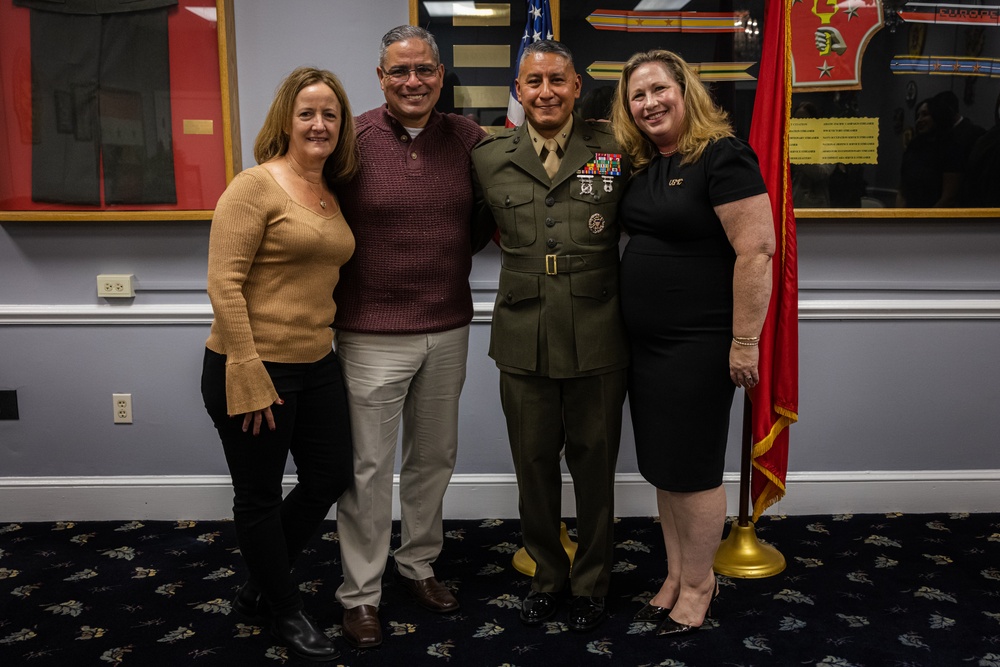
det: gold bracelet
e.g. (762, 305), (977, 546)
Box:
(732, 337), (759, 347)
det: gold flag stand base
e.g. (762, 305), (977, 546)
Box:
(713, 520), (786, 578)
(713, 394), (786, 579)
(513, 522), (578, 577)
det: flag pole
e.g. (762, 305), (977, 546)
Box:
(512, 522), (577, 576)
(713, 392), (786, 577)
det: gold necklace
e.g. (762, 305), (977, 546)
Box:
(286, 157), (327, 209)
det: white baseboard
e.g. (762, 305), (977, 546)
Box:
(1, 471), (998, 522)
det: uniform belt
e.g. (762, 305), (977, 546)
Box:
(501, 248), (619, 276)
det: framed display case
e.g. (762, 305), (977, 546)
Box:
(788, 1), (1000, 218)
(410, 0), (1000, 219)
(0, 0), (240, 221)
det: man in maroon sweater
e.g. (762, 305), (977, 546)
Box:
(332, 25), (488, 650)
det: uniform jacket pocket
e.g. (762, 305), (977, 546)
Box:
(489, 270), (540, 371)
(487, 183), (536, 248)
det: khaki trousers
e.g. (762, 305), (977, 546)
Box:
(334, 326), (469, 608)
(499, 369), (627, 596)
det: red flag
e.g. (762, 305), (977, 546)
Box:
(747, 0), (799, 521)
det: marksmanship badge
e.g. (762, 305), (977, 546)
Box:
(578, 153), (622, 193)
(588, 213), (606, 234)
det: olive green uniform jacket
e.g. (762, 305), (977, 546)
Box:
(472, 115), (629, 377)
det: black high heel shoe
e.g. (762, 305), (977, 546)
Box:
(656, 615), (701, 636)
(656, 578), (719, 636)
(633, 601), (671, 622)
(705, 578), (720, 619)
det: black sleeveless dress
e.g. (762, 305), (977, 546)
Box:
(619, 137), (767, 492)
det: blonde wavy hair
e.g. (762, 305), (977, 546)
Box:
(253, 67), (359, 185)
(611, 50), (732, 172)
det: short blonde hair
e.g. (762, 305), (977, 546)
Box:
(253, 67), (359, 185)
(611, 50), (732, 172)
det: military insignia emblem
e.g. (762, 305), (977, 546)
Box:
(578, 153), (622, 194)
(588, 213), (606, 234)
(790, 0), (884, 90)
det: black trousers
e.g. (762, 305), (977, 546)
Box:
(201, 348), (353, 616)
(26, 7), (177, 204)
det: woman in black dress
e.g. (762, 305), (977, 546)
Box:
(611, 50), (775, 636)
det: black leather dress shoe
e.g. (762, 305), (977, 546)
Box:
(233, 582), (270, 619)
(271, 610), (339, 662)
(567, 595), (606, 632)
(520, 590), (559, 626)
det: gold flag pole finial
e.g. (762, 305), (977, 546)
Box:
(714, 393), (786, 578)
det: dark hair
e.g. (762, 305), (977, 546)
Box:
(580, 86), (615, 121)
(520, 39), (574, 68)
(793, 101), (822, 119)
(379, 25), (440, 68)
(932, 90), (959, 118)
(915, 96), (951, 132)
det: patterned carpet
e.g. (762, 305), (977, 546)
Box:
(1, 512), (999, 666)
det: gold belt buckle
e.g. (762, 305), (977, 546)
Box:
(545, 254), (558, 275)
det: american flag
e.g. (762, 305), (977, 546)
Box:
(505, 0), (554, 127)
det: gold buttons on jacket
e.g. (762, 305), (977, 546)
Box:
(401, 135), (408, 142)
(410, 152), (418, 159)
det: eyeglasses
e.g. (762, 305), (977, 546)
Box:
(382, 65), (439, 82)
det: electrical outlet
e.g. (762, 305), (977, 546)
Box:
(113, 393), (133, 424)
(97, 274), (135, 298)
(0, 390), (18, 420)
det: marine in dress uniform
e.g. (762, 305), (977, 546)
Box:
(471, 40), (629, 633)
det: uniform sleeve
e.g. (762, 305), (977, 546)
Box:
(206, 170), (280, 416)
(706, 137), (768, 207)
(470, 148), (497, 252)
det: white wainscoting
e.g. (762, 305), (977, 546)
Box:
(2, 297), (1000, 325)
(1, 471), (997, 522)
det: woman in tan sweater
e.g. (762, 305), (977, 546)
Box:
(200, 66), (359, 662)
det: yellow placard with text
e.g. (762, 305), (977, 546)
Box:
(789, 117), (879, 165)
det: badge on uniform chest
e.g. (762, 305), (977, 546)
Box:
(577, 153), (622, 194)
(588, 213), (606, 234)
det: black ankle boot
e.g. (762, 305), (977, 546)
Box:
(233, 582), (270, 619)
(271, 610), (339, 662)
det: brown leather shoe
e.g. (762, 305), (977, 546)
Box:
(394, 566), (460, 613)
(341, 605), (382, 649)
